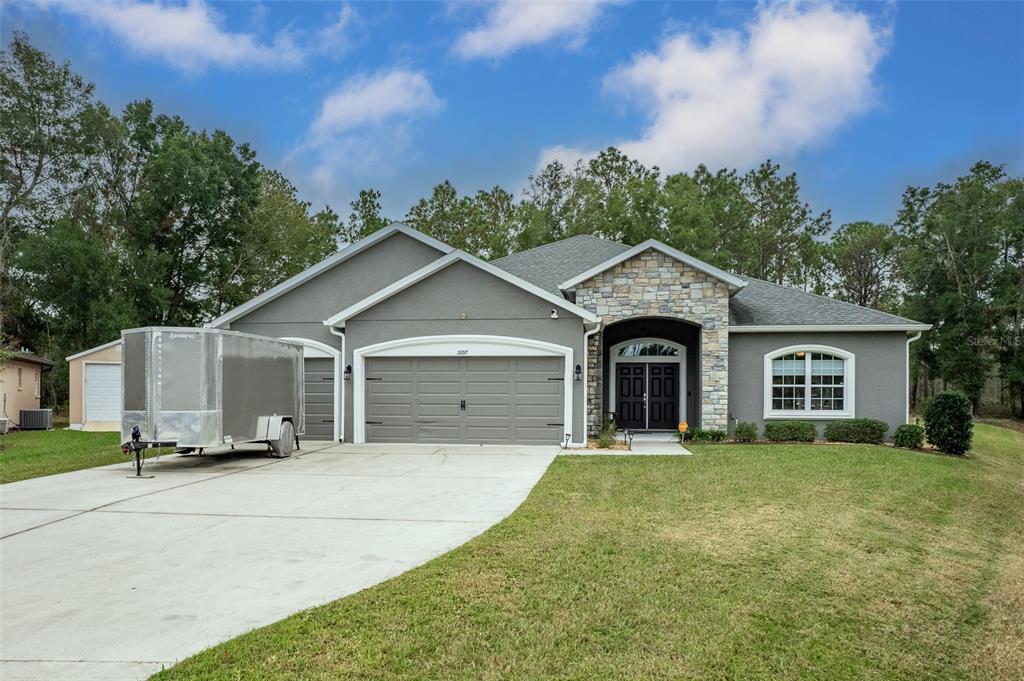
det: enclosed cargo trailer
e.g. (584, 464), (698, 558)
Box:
(121, 327), (303, 458)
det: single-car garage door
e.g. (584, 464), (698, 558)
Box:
(303, 357), (335, 440)
(365, 356), (564, 445)
(85, 363), (121, 422)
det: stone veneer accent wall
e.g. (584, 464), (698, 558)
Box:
(574, 248), (731, 434)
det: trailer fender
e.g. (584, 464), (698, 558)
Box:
(257, 415), (296, 458)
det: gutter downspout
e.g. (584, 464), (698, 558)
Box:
(329, 326), (346, 442)
(579, 320), (603, 446)
(906, 331), (923, 424)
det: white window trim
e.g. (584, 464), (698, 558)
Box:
(280, 337), (342, 443)
(352, 334), (577, 446)
(763, 344), (855, 420)
(608, 338), (687, 428)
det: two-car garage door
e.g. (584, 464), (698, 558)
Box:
(365, 356), (564, 445)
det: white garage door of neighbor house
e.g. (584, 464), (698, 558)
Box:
(85, 363), (121, 421)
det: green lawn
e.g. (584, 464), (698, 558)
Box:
(0, 429), (129, 483)
(154, 425), (1023, 680)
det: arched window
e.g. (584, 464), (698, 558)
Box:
(616, 341), (680, 357)
(763, 345), (855, 418)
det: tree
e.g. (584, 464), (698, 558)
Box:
(992, 177), (1024, 416)
(1, 31), (102, 341)
(662, 165), (753, 272)
(212, 169), (342, 316)
(742, 160), (831, 288)
(343, 188), (388, 244)
(826, 221), (902, 310)
(122, 115), (263, 325)
(898, 162), (1009, 412)
(518, 160), (576, 249)
(570, 148), (665, 244)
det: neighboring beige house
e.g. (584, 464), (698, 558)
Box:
(67, 340), (122, 432)
(1, 351), (53, 427)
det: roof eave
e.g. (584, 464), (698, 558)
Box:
(729, 323), (933, 333)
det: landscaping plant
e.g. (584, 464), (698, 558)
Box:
(893, 423), (926, 449)
(734, 421), (758, 442)
(924, 391), (974, 454)
(763, 420), (817, 442)
(824, 418), (888, 444)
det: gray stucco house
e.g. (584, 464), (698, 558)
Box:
(208, 223), (930, 446)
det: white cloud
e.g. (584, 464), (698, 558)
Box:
(310, 69), (443, 138)
(534, 144), (597, 173)
(539, 3), (888, 172)
(32, 0), (305, 71)
(317, 3), (361, 58)
(454, 0), (611, 60)
(292, 68), (444, 204)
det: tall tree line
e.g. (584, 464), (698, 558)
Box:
(2, 34), (342, 403)
(2, 34), (1022, 416)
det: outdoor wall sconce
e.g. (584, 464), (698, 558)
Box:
(574, 364), (582, 381)
(343, 364), (352, 380)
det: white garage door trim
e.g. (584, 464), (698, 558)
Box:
(280, 337), (342, 442)
(353, 335), (576, 446)
(84, 362), (122, 423)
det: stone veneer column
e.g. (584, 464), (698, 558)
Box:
(574, 249), (731, 433)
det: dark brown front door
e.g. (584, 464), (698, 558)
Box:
(616, 362), (679, 430)
(616, 363), (646, 429)
(647, 363), (678, 429)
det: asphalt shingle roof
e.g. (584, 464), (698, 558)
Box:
(492, 235), (925, 328)
(491, 235), (631, 296)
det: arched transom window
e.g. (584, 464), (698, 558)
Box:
(616, 341), (679, 357)
(763, 345), (855, 418)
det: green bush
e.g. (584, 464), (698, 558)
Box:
(893, 423), (926, 449)
(734, 421), (758, 442)
(924, 391), (973, 455)
(823, 418), (889, 444)
(763, 420), (817, 442)
(595, 433), (615, 449)
(684, 428), (727, 443)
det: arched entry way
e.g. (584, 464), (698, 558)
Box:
(602, 318), (701, 430)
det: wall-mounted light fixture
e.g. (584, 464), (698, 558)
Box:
(574, 364), (582, 381)
(343, 364), (352, 380)
(550, 309), (559, 319)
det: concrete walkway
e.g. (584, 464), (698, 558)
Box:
(0, 442), (557, 680)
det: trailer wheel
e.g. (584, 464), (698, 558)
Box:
(270, 420), (295, 458)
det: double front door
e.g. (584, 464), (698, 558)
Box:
(616, 362), (679, 430)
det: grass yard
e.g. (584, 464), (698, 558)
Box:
(0, 429), (133, 483)
(155, 425), (1024, 681)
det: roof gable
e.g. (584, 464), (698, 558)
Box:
(558, 240), (747, 292)
(207, 223), (452, 329)
(323, 251), (599, 327)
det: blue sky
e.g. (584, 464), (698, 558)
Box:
(6, 1), (1023, 228)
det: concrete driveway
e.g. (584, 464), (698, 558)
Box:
(0, 442), (557, 681)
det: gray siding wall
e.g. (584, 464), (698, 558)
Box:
(345, 261), (588, 442)
(728, 331), (910, 438)
(228, 232), (445, 348)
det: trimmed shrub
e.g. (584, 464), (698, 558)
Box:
(924, 391), (973, 454)
(763, 420), (817, 442)
(893, 423), (926, 450)
(734, 421), (758, 442)
(684, 428), (727, 443)
(824, 418), (889, 444)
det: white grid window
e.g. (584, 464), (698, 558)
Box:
(764, 346), (854, 419)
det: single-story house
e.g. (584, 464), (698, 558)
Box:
(200, 223), (929, 445)
(66, 339), (122, 431)
(1, 351), (53, 426)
